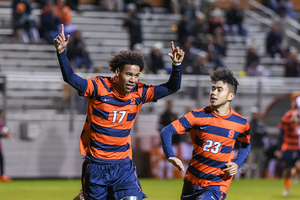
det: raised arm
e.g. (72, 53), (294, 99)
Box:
(54, 24), (87, 94)
(153, 41), (185, 101)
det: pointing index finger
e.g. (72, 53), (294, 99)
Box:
(170, 41), (175, 51)
(61, 24), (65, 37)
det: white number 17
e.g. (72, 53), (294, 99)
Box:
(112, 110), (127, 123)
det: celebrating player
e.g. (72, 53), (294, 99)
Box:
(274, 96), (300, 196)
(161, 68), (251, 200)
(54, 24), (184, 200)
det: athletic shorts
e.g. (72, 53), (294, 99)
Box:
(280, 150), (300, 169)
(181, 179), (227, 200)
(81, 159), (147, 200)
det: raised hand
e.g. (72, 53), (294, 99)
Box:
(54, 24), (70, 54)
(168, 157), (184, 171)
(168, 41), (185, 64)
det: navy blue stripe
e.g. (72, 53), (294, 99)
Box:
(95, 95), (132, 106)
(90, 80), (99, 98)
(195, 135), (204, 147)
(141, 85), (149, 103)
(127, 113), (137, 121)
(288, 135), (300, 139)
(98, 76), (112, 92)
(191, 109), (215, 118)
(225, 113), (247, 125)
(187, 165), (223, 182)
(179, 116), (192, 130)
(90, 139), (130, 152)
(93, 108), (109, 119)
(90, 123), (130, 137)
(196, 125), (241, 139)
(220, 145), (233, 154)
(129, 83), (139, 93)
(192, 152), (225, 169)
(287, 142), (300, 146)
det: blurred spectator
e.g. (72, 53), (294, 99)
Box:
(181, 37), (197, 74)
(284, 48), (299, 77)
(266, 23), (283, 58)
(101, 0), (124, 12)
(66, 30), (93, 73)
(0, 110), (12, 182)
(53, 0), (77, 36)
(214, 34), (227, 58)
(225, 0), (247, 36)
(12, 0), (40, 43)
(262, 0), (278, 13)
(207, 9), (225, 36)
(146, 42), (166, 74)
(245, 106), (268, 179)
(157, 100), (179, 179)
(123, 3), (143, 50)
(192, 51), (213, 75)
(177, 13), (193, 46)
(199, 34), (214, 52)
(245, 44), (260, 72)
(207, 45), (226, 70)
(66, 0), (79, 11)
(163, 0), (180, 14)
(192, 12), (208, 49)
(39, 2), (62, 44)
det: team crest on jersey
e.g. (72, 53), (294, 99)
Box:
(228, 130), (235, 138)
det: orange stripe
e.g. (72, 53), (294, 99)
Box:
(189, 158), (225, 175)
(238, 134), (250, 143)
(171, 120), (187, 135)
(90, 132), (130, 146)
(90, 147), (130, 160)
(185, 171), (232, 194)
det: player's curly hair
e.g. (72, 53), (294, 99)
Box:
(108, 51), (146, 73)
(211, 68), (239, 94)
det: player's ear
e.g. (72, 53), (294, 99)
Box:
(228, 93), (235, 101)
(115, 68), (120, 76)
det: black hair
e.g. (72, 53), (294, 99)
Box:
(108, 50), (146, 73)
(210, 68), (239, 94)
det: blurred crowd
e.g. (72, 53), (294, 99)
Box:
(10, 0), (300, 78)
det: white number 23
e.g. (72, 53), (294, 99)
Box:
(203, 139), (221, 154)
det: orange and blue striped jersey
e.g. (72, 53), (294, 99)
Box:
(80, 76), (155, 163)
(161, 105), (250, 194)
(278, 109), (300, 151)
(57, 51), (182, 164)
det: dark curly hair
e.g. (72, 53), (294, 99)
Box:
(108, 51), (146, 73)
(211, 68), (239, 94)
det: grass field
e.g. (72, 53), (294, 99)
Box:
(0, 178), (300, 200)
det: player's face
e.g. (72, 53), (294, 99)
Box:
(115, 64), (141, 95)
(210, 81), (234, 108)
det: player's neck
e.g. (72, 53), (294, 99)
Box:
(212, 103), (231, 116)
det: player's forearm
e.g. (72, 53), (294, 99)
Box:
(57, 51), (87, 93)
(153, 64), (181, 101)
(160, 124), (177, 158)
(234, 142), (251, 168)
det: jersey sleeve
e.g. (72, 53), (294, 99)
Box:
(141, 84), (155, 103)
(57, 51), (88, 94)
(152, 64), (181, 101)
(235, 122), (251, 168)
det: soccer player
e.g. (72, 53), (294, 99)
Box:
(274, 96), (300, 196)
(161, 68), (251, 200)
(54, 24), (185, 200)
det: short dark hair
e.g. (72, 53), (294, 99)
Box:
(210, 68), (239, 94)
(108, 51), (146, 73)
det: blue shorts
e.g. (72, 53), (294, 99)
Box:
(181, 179), (227, 200)
(81, 159), (147, 200)
(280, 150), (300, 169)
